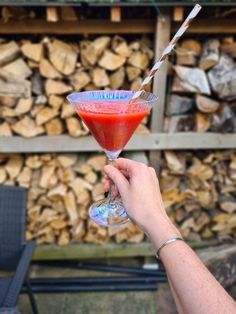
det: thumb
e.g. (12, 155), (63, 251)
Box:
(104, 165), (129, 197)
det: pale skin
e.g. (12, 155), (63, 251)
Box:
(104, 158), (236, 314)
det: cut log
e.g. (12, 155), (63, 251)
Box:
(195, 112), (211, 132)
(211, 105), (236, 133)
(31, 71), (44, 95)
(70, 70), (91, 91)
(36, 107), (58, 125)
(48, 39), (78, 75)
(17, 166), (32, 187)
(60, 7), (78, 21)
(110, 67), (125, 90)
(66, 117), (84, 137)
(0, 41), (20, 67)
(39, 59), (62, 79)
(85, 171), (98, 184)
(57, 154), (78, 168)
(199, 39), (220, 70)
(0, 167), (7, 184)
(57, 167), (75, 183)
(71, 220), (85, 241)
(164, 151), (185, 174)
(176, 48), (197, 66)
(126, 66), (141, 82)
(87, 155), (106, 172)
(6, 155), (23, 179)
(45, 79), (72, 95)
(58, 229), (70, 246)
(61, 101), (74, 118)
(128, 51), (149, 70)
(40, 165), (55, 189)
(11, 116), (45, 137)
(21, 43), (43, 62)
(208, 54), (236, 101)
(74, 163), (92, 175)
(63, 190), (78, 224)
(130, 77), (142, 91)
(1, 58), (32, 79)
(166, 95), (192, 116)
(83, 37), (111, 66)
(112, 36), (131, 58)
(0, 96), (18, 107)
(0, 76), (31, 98)
(196, 95), (220, 113)
(15, 98), (33, 115)
(179, 39), (202, 56)
(92, 67), (110, 87)
(45, 118), (64, 136)
(110, 7), (121, 22)
(221, 41), (236, 58)
(26, 155), (42, 169)
(98, 50), (126, 71)
(46, 7), (59, 22)
(173, 66), (211, 95)
(48, 95), (64, 110)
(0, 122), (12, 136)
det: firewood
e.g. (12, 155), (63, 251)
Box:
(51, 218), (67, 230)
(211, 105), (236, 133)
(26, 155), (42, 169)
(71, 220), (85, 241)
(0, 167), (7, 184)
(21, 43), (43, 63)
(66, 117), (84, 137)
(39, 59), (62, 79)
(58, 229), (70, 246)
(2, 6), (28, 22)
(92, 183), (104, 202)
(87, 155), (106, 172)
(128, 51), (149, 70)
(166, 95), (192, 116)
(85, 171), (98, 184)
(63, 190), (78, 224)
(17, 166), (32, 188)
(130, 77), (142, 91)
(40, 165), (55, 189)
(57, 154), (78, 168)
(47, 183), (67, 199)
(11, 116), (44, 137)
(110, 67), (125, 89)
(48, 95), (64, 110)
(0, 96), (18, 107)
(0, 41), (20, 67)
(195, 112), (211, 132)
(98, 50), (126, 71)
(0, 122), (12, 136)
(15, 98), (33, 115)
(60, 6), (78, 21)
(45, 79), (72, 95)
(83, 37), (111, 66)
(179, 39), (202, 56)
(0, 76), (31, 98)
(45, 118), (64, 136)
(74, 163), (92, 175)
(48, 39), (78, 75)
(69, 178), (91, 205)
(208, 54), (236, 101)
(80, 40), (92, 68)
(176, 48), (197, 66)
(70, 70), (91, 91)
(199, 39), (220, 70)
(196, 95), (220, 113)
(2, 58), (32, 79)
(221, 41), (236, 58)
(36, 106), (58, 125)
(57, 167), (75, 183)
(61, 101), (74, 118)
(46, 7), (59, 22)
(92, 67), (109, 87)
(126, 66), (141, 82)
(112, 36), (131, 58)
(173, 66), (211, 95)
(164, 151), (185, 174)
(5, 155), (23, 179)
(31, 71), (44, 95)
(220, 197), (236, 214)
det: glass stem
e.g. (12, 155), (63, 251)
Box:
(107, 157), (117, 205)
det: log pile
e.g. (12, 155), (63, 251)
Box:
(0, 35), (153, 138)
(165, 37), (236, 133)
(160, 150), (236, 242)
(0, 153), (144, 245)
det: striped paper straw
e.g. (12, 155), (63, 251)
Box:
(131, 4), (202, 101)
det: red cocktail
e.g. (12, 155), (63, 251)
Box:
(67, 90), (157, 226)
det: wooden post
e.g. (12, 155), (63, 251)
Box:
(150, 11), (171, 173)
(110, 7), (121, 23)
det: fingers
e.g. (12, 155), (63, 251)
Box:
(104, 165), (129, 196)
(114, 158), (140, 176)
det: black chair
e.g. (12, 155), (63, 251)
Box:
(0, 185), (38, 314)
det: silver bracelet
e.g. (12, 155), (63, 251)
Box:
(156, 236), (184, 260)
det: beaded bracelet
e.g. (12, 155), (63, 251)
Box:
(156, 236), (184, 260)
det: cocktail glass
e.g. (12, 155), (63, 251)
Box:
(67, 90), (157, 227)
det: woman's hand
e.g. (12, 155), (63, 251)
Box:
(104, 158), (179, 242)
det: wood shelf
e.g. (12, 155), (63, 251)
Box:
(1, 133), (236, 153)
(33, 239), (219, 260)
(0, 19), (155, 34)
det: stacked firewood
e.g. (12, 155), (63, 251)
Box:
(165, 37), (236, 133)
(0, 35), (153, 138)
(0, 152), (144, 245)
(160, 150), (236, 241)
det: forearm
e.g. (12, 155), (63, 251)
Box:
(146, 218), (236, 314)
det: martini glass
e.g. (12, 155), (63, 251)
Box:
(67, 90), (157, 227)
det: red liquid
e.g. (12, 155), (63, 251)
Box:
(76, 101), (149, 152)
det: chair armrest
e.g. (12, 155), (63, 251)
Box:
(3, 241), (36, 307)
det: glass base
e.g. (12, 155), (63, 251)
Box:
(89, 199), (130, 227)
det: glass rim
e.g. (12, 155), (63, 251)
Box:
(67, 90), (158, 106)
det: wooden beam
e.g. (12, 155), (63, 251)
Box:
(150, 12), (171, 172)
(1, 133), (236, 153)
(173, 19), (236, 34)
(33, 240), (219, 261)
(0, 19), (154, 34)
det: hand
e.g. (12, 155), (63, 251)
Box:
(104, 158), (179, 241)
